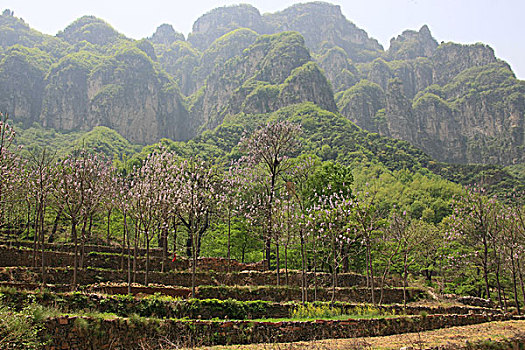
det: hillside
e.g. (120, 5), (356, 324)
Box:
(0, 3), (523, 166)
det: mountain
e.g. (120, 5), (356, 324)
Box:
(0, 3), (523, 166)
(0, 13), (191, 144)
(189, 31), (337, 131)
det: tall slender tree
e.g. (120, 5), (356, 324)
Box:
(173, 157), (220, 297)
(239, 120), (301, 270)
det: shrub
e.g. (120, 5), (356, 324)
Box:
(0, 304), (53, 349)
(291, 303), (342, 319)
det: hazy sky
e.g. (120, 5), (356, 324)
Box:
(2, 0), (524, 78)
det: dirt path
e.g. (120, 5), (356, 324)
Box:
(199, 320), (525, 350)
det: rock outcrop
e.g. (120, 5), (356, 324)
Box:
(387, 25), (438, 60)
(149, 24), (185, 46)
(337, 32), (524, 164)
(41, 46), (190, 144)
(191, 32), (336, 130)
(188, 4), (269, 51)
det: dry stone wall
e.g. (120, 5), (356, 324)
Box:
(43, 314), (511, 349)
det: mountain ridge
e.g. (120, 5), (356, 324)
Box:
(0, 3), (523, 165)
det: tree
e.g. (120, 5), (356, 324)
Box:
(392, 212), (419, 308)
(500, 205), (523, 314)
(239, 120), (301, 270)
(449, 185), (495, 299)
(283, 155), (319, 303)
(306, 190), (355, 304)
(54, 150), (111, 289)
(352, 189), (386, 304)
(376, 210), (404, 305)
(26, 148), (56, 286)
(172, 157), (220, 298)
(0, 113), (18, 227)
(128, 151), (170, 285)
(217, 162), (246, 272)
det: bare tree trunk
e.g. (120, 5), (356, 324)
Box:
(365, 245), (370, 289)
(300, 230), (307, 304)
(284, 243), (289, 286)
(313, 239), (318, 302)
(133, 221), (138, 283)
(72, 218), (78, 290)
(331, 239), (337, 306)
(482, 236), (491, 300)
(403, 251), (408, 309)
(518, 259), (525, 313)
(120, 219), (126, 272)
(25, 200), (31, 239)
(161, 226), (168, 273)
(106, 208), (112, 245)
(502, 286), (508, 311)
(191, 229), (197, 298)
(80, 217), (87, 269)
(227, 210), (231, 273)
(511, 251), (521, 314)
(48, 206), (62, 243)
(241, 231), (247, 263)
(88, 213), (93, 242)
(494, 250), (504, 309)
(172, 219), (178, 254)
(32, 201), (39, 268)
(40, 204), (46, 288)
(124, 211), (131, 295)
(276, 242), (280, 286)
(145, 230), (150, 286)
(265, 236), (271, 270)
(367, 239), (376, 304)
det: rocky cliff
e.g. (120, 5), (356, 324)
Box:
(191, 31), (336, 130)
(0, 3), (523, 165)
(0, 13), (191, 144)
(337, 36), (524, 164)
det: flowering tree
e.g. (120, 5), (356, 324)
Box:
(78, 153), (113, 268)
(53, 150), (112, 289)
(217, 162), (247, 272)
(240, 120), (301, 270)
(488, 200), (509, 310)
(282, 155), (319, 301)
(113, 171), (133, 293)
(26, 148), (56, 285)
(172, 157), (220, 297)
(270, 192), (297, 286)
(306, 190), (355, 304)
(0, 113), (18, 227)
(500, 205), (523, 314)
(128, 151), (171, 285)
(513, 200), (525, 311)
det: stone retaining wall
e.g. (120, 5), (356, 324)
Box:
(43, 314), (511, 349)
(0, 245), (265, 273)
(0, 265), (371, 288)
(195, 285), (426, 303)
(2, 240), (161, 256)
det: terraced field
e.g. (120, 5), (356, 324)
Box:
(0, 241), (523, 349)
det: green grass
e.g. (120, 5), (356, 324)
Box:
(249, 314), (401, 322)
